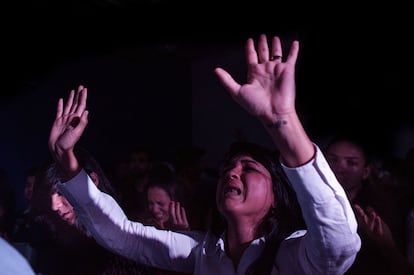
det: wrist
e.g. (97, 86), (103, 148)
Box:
(55, 149), (81, 182)
(260, 110), (296, 129)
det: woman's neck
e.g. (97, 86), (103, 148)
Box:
(225, 220), (263, 270)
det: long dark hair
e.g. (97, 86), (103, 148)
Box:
(214, 141), (305, 274)
(41, 147), (120, 234)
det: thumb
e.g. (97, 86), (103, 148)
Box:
(74, 110), (89, 135)
(214, 67), (241, 97)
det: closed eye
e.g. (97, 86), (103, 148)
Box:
(243, 166), (258, 172)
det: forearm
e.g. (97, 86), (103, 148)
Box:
(57, 170), (199, 271)
(262, 111), (314, 167)
(52, 148), (81, 182)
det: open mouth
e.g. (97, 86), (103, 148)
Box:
(224, 186), (241, 196)
(61, 212), (71, 221)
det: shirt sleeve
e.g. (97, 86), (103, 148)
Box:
(57, 170), (203, 273)
(280, 144), (361, 275)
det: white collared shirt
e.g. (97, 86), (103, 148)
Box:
(58, 145), (361, 275)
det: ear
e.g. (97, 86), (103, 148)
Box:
(271, 198), (277, 212)
(89, 172), (100, 186)
(362, 164), (371, 180)
(271, 191), (276, 209)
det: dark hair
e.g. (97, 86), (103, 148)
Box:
(39, 148), (120, 234)
(145, 161), (188, 208)
(44, 147), (118, 200)
(217, 141), (305, 275)
(30, 159), (55, 215)
(75, 147), (119, 200)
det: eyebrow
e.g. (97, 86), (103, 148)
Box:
(240, 159), (260, 165)
(222, 157), (262, 171)
(327, 153), (362, 161)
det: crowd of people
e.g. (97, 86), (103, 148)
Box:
(1, 33), (414, 275)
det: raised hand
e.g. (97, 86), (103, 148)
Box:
(214, 34), (298, 125)
(169, 201), (190, 230)
(215, 34), (313, 167)
(49, 85), (88, 179)
(353, 204), (394, 246)
(354, 204), (414, 274)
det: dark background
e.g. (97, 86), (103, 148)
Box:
(2, 1), (414, 209)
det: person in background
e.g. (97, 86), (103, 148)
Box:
(27, 148), (155, 275)
(116, 147), (154, 221)
(48, 34), (361, 274)
(12, 164), (44, 269)
(143, 162), (191, 231)
(142, 162), (192, 275)
(324, 133), (413, 275)
(173, 146), (217, 231)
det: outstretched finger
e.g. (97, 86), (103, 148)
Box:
(270, 36), (283, 62)
(75, 87), (88, 117)
(285, 40), (299, 66)
(170, 201), (177, 223)
(174, 202), (183, 223)
(245, 37), (258, 65)
(63, 90), (75, 116)
(180, 206), (189, 228)
(214, 68), (241, 97)
(374, 215), (383, 235)
(70, 89), (79, 114)
(353, 204), (365, 223)
(368, 211), (378, 232)
(72, 110), (89, 136)
(55, 98), (63, 119)
(257, 34), (270, 63)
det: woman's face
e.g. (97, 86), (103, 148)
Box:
(325, 140), (370, 199)
(216, 154), (274, 223)
(147, 186), (171, 226)
(51, 192), (76, 225)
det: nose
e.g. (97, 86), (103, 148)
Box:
(226, 165), (241, 180)
(51, 194), (62, 211)
(332, 159), (348, 172)
(149, 203), (159, 213)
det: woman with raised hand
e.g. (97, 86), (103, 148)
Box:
(48, 34), (360, 274)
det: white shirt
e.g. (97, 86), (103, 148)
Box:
(0, 237), (35, 275)
(58, 145), (360, 275)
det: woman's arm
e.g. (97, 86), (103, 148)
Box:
(215, 34), (361, 274)
(49, 86), (202, 272)
(57, 170), (202, 272)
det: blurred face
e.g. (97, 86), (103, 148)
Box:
(51, 192), (76, 225)
(24, 175), (35, 201)
(147, 187), (171, 226)
(129, 152), (151, 176)
(216, 154), (274, 223)
(325, 140), (370, 200)
(49, 172), (97, 227)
